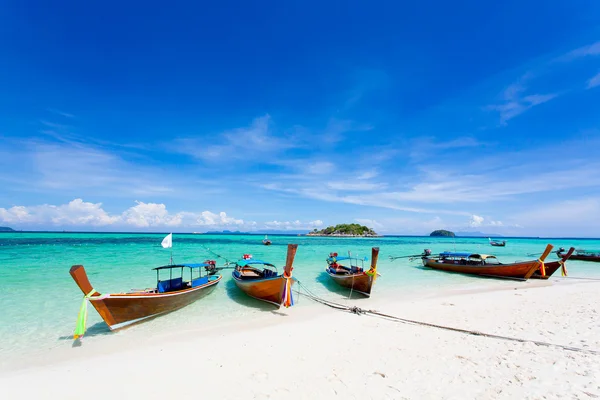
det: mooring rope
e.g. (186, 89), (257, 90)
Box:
(294, 281), (600, 356)
(199, 244), (236, 268)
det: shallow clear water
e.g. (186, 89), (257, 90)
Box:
(1, 232), (599, 365)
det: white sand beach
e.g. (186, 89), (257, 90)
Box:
(1, 279), (599, 399)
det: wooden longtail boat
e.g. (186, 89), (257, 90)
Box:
(489, 237), (506, 247)
(262, 235), (272, 246)
(70, 262), (222, 336)
(557, 247), (600, 263)
(531, 247), (575, 279)
(421, 244), (553, 280)
(232, 244), (298, 307)
(325, 247), (380, 297)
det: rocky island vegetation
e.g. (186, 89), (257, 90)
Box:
(430, 229), (455, 237)
(0, 226), (15, 232)
(307, 223), (379, 237)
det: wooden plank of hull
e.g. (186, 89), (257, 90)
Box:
(91, 278), (221, 330)
(422, 259), (540, 279)
(326, 271), (374, 296)
(232, 275), (289, 307)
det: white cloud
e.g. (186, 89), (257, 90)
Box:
(306, 161), (335, 175)
(0, 199), (119, 226)
(587, 72), (600, 89)
(469, 215), (484, 227)
(560, 41), (600, 61)
(0, 199), (246, 230)
(327, 181), (387, 191)
(121, 201), (182, 227)
(487, 79), (557, 124)
(172, 115), (298, 162)
(508, 198), (600, 237)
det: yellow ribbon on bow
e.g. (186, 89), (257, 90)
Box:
(73, 289), (96, 340)
(559, 260), (568, 277)
(537, 258), (546, 277)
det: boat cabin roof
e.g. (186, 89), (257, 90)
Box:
(153, 263), (213, 271)
(439, 252), (496, 260)
(236, 259), (275, 267)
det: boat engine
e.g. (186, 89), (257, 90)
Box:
(423, 249), (432, 256)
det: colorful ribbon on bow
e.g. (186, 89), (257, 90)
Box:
(559, 260), (568, 277)
(282, 269), (294, 308)
(74, 289), (96, 340)
(537, 258), (546, 277)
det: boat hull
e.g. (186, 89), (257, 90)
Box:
(559, 253), (600, 262)
(92, 278), (221, 329)
(70, 265), (222, 331)
(422, 258), (540, 279)
(232, 274), (290, 306)
(326, 270), (374, 296)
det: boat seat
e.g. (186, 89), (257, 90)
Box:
(157, 277), (184, 293)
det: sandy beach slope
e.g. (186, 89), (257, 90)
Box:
(1, 280), (599, 399)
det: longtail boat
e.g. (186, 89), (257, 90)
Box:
(531, 247), (575, 279)
(70, 262), (222, 338)
(262, 235), (272, 246)
(232, 244), (298, 307)
(421, 244), (553, 279)
(325, 247), (380, 297)
(557, 247), (600, 263)
(489, 237), (506, 247)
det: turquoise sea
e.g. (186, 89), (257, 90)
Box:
(1, 232), (599, 367)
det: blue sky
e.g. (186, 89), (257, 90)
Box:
(1, 0), (600, 236)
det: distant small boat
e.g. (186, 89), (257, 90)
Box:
(531, 247), (575, 279)
(69, 262), (222, 337)
(422, 244), (553, 280)
(232, 244), (298, 307)
(489, 237), (506, 247)
(262, 235), (272, 246)
(557, 247), (600, 262)
(325, 247), (380, 297)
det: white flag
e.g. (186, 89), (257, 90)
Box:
(161, 233), (173, 249)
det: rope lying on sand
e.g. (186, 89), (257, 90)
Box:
(295, 281), (600, 356)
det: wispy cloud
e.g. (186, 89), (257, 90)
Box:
(47, 108), (75, 118)
(587, 72), (600, 89)
(486, 80), (557, 124)
(558, 41), (600, 62)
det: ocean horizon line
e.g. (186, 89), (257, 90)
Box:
(1, 230), (599, 240)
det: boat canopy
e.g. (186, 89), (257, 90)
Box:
(236, 259), (275, 267)
(439, 252), (497, 260)
(153, 263), (213, 271)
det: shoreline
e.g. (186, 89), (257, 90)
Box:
(0, 276), (559, 372)
(2, 279), (599, 399)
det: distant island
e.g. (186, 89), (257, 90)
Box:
(0, 226), (15, 232)
(430, 229), (455, 237)
(307, 223), (379, 237)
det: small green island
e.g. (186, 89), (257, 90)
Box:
(0, 226), (15, 232)
(430, 229), (455, 237)
(307, 223), (379, 237)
